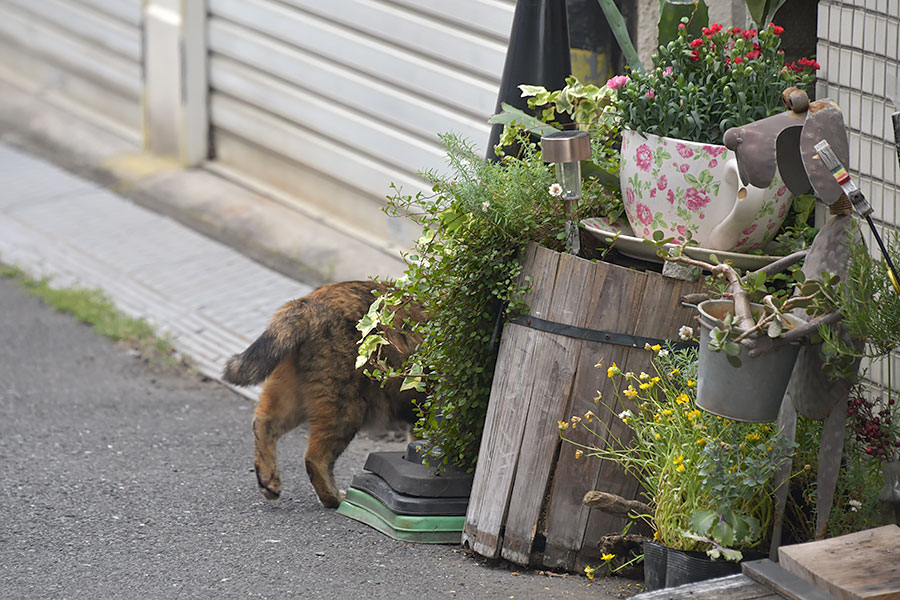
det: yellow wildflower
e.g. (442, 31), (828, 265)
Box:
(651, 344), (662, 351)
(651, 376), (661, 383)
(676, 464), (686, 472)
(673, 455), (684, 465)
(696, 437), (707, 444)
(601, 553), (616, 562)
(654, 432), (661, 439)
(639, 371), (650, 380)
(746, 432), (760, 441)
(623, 385), (638, 399)
(593, 391), (602, 403)
(584, 410), (596, 422)
(624, 371), (635, 379)
(669, 368), (680, 377)
(557, 420), (570, 431)
(653, 531), (661, 541)
(575, 449), (584, 459)
(676, 393), (690, 405)
(687, 380), (696, 388)
(660, 409), (673, 416)
(639, 382), (652, 390)
(570, 416), (582, 428)
(644, 343), (652, 351)
(687, 409), (702, 422)
(584, 565), (597, 580)
(607, 363), (621, 378)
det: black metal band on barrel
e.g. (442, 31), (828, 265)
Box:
(509, 315), (697, 350)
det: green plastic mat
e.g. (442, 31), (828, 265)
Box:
(337, 487), (465, 544)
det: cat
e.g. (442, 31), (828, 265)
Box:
(222, 280), (423, 508)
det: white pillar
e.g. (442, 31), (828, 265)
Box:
(143, 0), (208, 165)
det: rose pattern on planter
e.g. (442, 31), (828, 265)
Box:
(620, 130), (793, 252)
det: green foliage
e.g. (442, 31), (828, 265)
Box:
(658, 1), (708, 47)
(785, 416), (885, 542)
(1, 263), (179, 364)
(596, 0), (644, 72)
(562, 348), (792, 557)
(613, 22), (817, 144)
(371, 132), (614, 469)
(745, 0), (788, 29)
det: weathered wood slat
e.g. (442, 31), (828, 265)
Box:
(464, 242), (701, 571)
(462, 243), (559, 557)
(630, 574), (779, 600)
(500, 250), (597, 564)
(742, 559), (835, 600)
(778, 525), (900, 600)
(541, 261), (650, 569)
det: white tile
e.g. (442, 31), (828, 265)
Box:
(852, 7), (866, 47)
(818, 3), (831, 39)
(851, 51), (864, 89)
(850, 91), (862, 131)
(859, 134), (873, 174)
(876, 16), (889, 54)
(884, 20), (900, 60)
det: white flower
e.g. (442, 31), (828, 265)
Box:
(618, 409), (633, 421)
(481, 201), (490, 211)
(678, 325), (694, 341)
(848, 499), (862, 512)
(548, 183), (563, 197)
(657, 349), (669, 358)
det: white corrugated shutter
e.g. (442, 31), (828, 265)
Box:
(207, 0), (515, 249)
(0, 0), (143, 137)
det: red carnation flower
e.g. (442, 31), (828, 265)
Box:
(690, 38), (704, 48)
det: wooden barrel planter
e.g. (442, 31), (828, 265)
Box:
(461, 242), (703, 572)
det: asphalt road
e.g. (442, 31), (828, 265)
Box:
(0, 276), (635, 599)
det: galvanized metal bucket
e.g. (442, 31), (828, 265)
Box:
(696, 299), (802, 423)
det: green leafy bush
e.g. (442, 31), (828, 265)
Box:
(372, 132), (616, 469)
(613, 22), (817, 144)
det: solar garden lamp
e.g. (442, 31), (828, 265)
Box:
(542, 130), (591, 255)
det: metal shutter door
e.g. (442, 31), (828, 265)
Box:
(207, 0), (515, 250)
(0, 0), (143, 137)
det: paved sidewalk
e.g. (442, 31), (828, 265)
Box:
(0, 142), (313, 395)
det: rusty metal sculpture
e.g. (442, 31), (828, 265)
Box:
(721, 89), (863, 552)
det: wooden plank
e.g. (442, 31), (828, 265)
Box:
(462, 243), (559, 558)
(499, 251), (598, 565)
(631, 574), (778, 600)
(541, 260), (644, 569)
(576, 268), (702, 566)
(778, 525), (900, 600)
(742, 559), (836, 600)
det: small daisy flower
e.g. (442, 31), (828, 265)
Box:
(678, 325), (694, 341)
(548, 183), (563, 197)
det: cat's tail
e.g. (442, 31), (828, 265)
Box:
(221, 298), (310, 386)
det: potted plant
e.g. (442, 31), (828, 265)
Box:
(560, 346), (795, 588)
(611, 21), (818, 251)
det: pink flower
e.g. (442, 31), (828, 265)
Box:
(677, 225), (687, 237)
(657, 175), (668, 190)
(737, 236), (750, 247)
(667, 189), (675, 204)
(650, 188), (657, 198)
(625, 187), (635, 205)
(679, 163), (690, 173)
(606, 75), (629, 90)
(663, 67), (673, 77)
(776, 186), (787, 196)
(708, 159), (718, 168)
(646, 90), (655, 99)
(676, 143), (694, 159)
(684, 187), (710, 211)
(636, 203), (653, 226)
(742, 223), (758, 236)
(703, 145), (726, 158)
(778, 203), (787, 218)
(635, 144), (653, 171)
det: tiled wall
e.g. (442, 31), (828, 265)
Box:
(817, 0), (900, 389)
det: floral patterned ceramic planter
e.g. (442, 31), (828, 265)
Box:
(620, 129), (793, 252)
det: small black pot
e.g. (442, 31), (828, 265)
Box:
(642, 541), (668, 591)
(664, 547), (742, 588)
